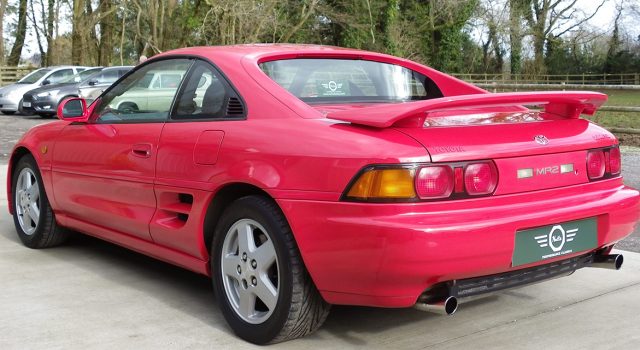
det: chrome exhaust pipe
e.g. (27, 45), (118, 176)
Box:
(591, 254), (623, 270)
(413, 296), (458, 315)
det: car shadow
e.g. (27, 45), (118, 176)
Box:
(0, 220), (510, 346)
(36, 231), (232, 334)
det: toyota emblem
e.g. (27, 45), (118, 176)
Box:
(534, 135), (549, 145)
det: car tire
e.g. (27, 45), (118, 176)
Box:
(11, 154), (69, 248)
(1, 111), (16, 115)
(119, 102), (138, 112)
(211, 195), (330, 344)
(17, 98), (28, 115)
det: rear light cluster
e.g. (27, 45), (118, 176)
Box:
(343, 161), (499, 202)
(587, 146), (621, 181)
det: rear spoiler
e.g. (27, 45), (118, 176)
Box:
(326, 91), (607, 128)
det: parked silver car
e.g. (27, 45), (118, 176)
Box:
(0, 66), (88, 115)
(22, 66), (132, 118)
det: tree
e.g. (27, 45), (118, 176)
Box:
(98, 0), (115, 66)
(7, 0), (28, 66)
(522, 0), (606, 73)
(509, 0), (527, 74)
(0, 0), (8, 65)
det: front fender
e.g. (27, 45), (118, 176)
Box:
(7, 121), (69, 215)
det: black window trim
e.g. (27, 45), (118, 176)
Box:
(167, 56), (248, 123)
(89, 57), (196, 125)
(87, 54), (248, 125)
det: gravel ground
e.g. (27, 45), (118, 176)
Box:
(1, 111), (639, 252)
(0, 112), (56, 162)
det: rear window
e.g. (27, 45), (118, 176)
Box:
(259, 59), (442, 104)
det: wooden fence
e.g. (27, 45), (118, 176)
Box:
(450, 73), (640, 85)
(0, 67), (37, 87)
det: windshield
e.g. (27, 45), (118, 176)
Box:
(59, 68), (103, 84)
(259, 59), (442, 104)
(17, 68), (51, 84)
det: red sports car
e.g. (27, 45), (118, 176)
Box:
(7, 44), (639, 344)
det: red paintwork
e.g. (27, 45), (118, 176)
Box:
(325, 91), (607, 128)
(7, 44), (640, 308)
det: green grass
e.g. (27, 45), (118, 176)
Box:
(588, 91), (640, 129)
(588, 112), (639, 129)
(602, 91), (640, 107)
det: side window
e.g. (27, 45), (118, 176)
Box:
(94, 70), (121, 85)
(172, 61), (235, 120)
(91, 58), (192, 123)
(47, 69), (74, 84)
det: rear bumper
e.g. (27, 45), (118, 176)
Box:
(277, 178), (639, 308)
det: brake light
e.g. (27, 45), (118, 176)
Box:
(609, 146), (621, 175)
(416, 166), (453, 198)
(465, 162), (498, 195)
(586, 150), (605, 179)
(343, 160), (498, 202)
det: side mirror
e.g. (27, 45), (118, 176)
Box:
(42, 79), (51, 86)
(57, 98), (89, 122)
(88, 79), (99, 86)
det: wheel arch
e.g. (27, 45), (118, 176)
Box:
(7, 147), (33, 215)
(58, 95), (79, 104)
(202, 182), (273, 255)
(118, 101), (139, 110)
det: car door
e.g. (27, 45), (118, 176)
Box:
(150, 60), (246, 259)
(51, 58), (193, 241)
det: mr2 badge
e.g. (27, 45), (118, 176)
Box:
(512, 217), (598, 267)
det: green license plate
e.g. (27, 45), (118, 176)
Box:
(512, 217), (598, 267)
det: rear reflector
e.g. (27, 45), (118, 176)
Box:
(454, 167), (464, 193)
(465, 162), (498, 195)
(416, 166), (453, 198)
(586, 150), (606, 180)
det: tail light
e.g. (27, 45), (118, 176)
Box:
(465, 162), (498, 195)
(586, 150), (605, 179)
(416, 166), (453, 198)
(343, 161), (498, 202)
(587, 146), (621, 181)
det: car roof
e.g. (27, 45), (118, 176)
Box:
(155, 44), (370, 63)
(102, 66), (134, 71)
(146, 44), (488, 101)
(46, 65), (91, 70)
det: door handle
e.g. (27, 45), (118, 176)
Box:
(132, 143), (153, 158)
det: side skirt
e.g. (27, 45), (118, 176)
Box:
(61, 214), (211, 276)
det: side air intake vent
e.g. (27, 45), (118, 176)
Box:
(226, 97), (244, 115)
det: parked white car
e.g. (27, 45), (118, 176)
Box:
(0, 66), (88, 115)
(107, 70), (212, 113)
